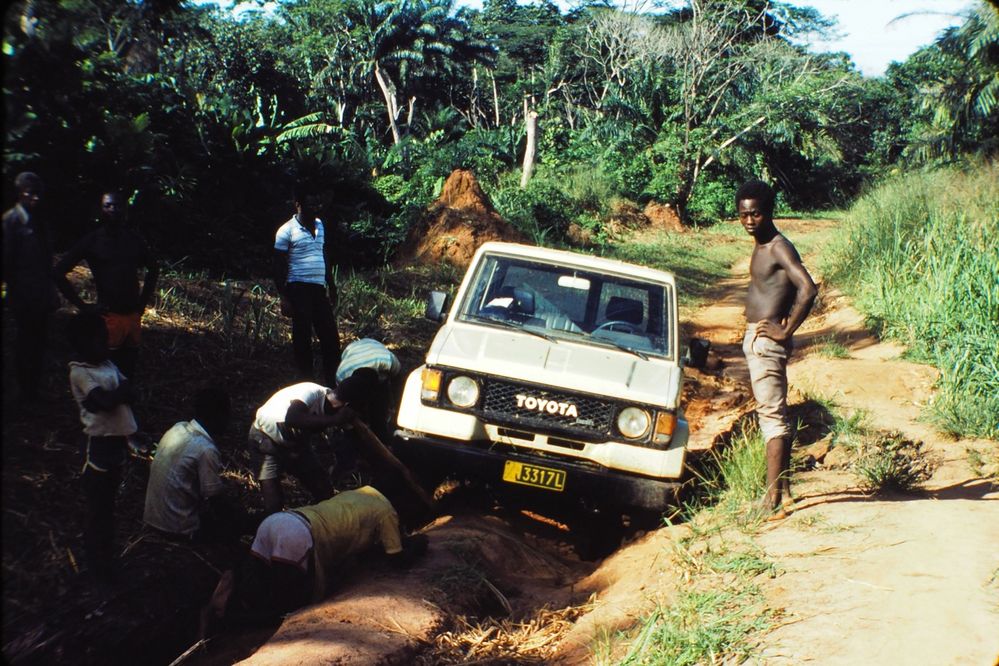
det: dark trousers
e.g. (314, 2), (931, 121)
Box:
(333, 380), (394, 473)
(13, 307), (48, 398)
(82, 463), (122, 581)
(286, 282), (341, 387)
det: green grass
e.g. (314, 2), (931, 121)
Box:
(606, 224), (745, 307)
(612, 421), (776, 664)
(965, 446), (999, 482)
(821, 162), (999, 439)
(815, 335), (851, 359)
(852, 431), (936, 493)
(620, 585), (772, 666)
(790, 513), (853, 534)
(686, 420), (769, 521)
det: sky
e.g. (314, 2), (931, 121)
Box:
(796, 0), (973, 77)
(222, 0), (975, 78)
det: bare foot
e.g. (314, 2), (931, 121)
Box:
(767, 507), (790, 522)
(751, 495), (792, 521)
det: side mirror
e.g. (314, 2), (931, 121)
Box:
(683, 337), (710, 370)
(425, 291), (452, 322)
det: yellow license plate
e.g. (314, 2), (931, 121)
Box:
(502, 461), (566, 491)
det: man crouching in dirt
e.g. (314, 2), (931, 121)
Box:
(143, 386), (258, 556)
(248, 373), (378, 514)
(201, 486), (428, 633)
(737, 180), (817, 520)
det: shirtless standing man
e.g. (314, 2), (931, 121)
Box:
(736, 180), (817, 519)
(54, 190), (159, 380)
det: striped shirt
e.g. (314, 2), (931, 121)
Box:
(275, 215), (327, 285)
(335, 339), (401, 384)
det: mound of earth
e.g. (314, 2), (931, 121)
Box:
(643, 201), (684, 232)
(603, 199), (648, 238)
(397, 169), (525, 268)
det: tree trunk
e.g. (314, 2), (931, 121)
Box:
(406, 96), (416, 132)
(673, 159), (697, 224)
(374, 64), (402, 146)
(491, 71), (501, 128)
(520, 104), (538, 189)
(470, 67), (479, 129)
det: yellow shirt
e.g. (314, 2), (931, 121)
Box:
(294, 486), (402, 601)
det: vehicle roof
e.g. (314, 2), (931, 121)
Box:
(473, 242), (677, 286)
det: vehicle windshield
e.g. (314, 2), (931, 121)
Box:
(457, 253), (673, 359)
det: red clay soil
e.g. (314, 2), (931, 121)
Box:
(643, 201), (685, 233)
(396, 169), (525, 268)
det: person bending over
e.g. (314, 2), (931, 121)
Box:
(144, 386), (252, 547)
(247, 374), (377, 514)
(203, 486), (428, 630)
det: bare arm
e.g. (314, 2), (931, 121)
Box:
(81, 380), (134, 413)
(139, 246), (159, 311)
(273, 250), (288, 296)
(283, 400), (356, 432)
(322, 224), (335, 300)
(756, 242), (817, 344)
(53, 238), (92, 311)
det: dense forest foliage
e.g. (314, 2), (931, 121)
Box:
(3, 0), (997, 272)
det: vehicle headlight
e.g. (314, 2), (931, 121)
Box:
(446, 375), (480, 408)
(617, 407), (651, 439)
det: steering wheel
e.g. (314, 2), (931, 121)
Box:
(593, 320), (640, 334)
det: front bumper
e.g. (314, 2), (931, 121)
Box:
(394, 429), (682, 512)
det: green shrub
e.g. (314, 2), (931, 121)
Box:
(489, 174), (581, 244)
(490, 185), (537, 238)
(564, 164), (617, 214)
(372, 174), (409, 204)
(853, 431), (935, 493)
(685, 179), (734, 224)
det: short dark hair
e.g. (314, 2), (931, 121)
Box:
(735, 180), (776, 216)
(292, 184), (314, 205)
(194, 386), (231, 423)
(67, 312), (107, 354)
(335, 367), (380, 405)
(14, 172), (43, 193)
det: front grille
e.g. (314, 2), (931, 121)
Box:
(480, 378), (617, 439)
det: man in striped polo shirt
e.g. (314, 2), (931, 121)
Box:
(274, 190), (341, 387)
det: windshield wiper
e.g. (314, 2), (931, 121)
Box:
(595, 338), (649, 360)
(467, 314), (557, 342)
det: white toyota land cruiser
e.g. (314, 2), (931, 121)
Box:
(396, 242), (701, 520)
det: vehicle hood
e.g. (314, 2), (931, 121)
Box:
(427, 324), (682, 409)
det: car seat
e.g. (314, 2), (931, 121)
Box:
(604, 296), (643, 325)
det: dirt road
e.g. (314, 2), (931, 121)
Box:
(689, 220), (999, 664)
(194, 219), (998, 665)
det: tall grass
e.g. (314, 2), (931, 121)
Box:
(822, 163), (999, 439)
(684, 419), (769, 520)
